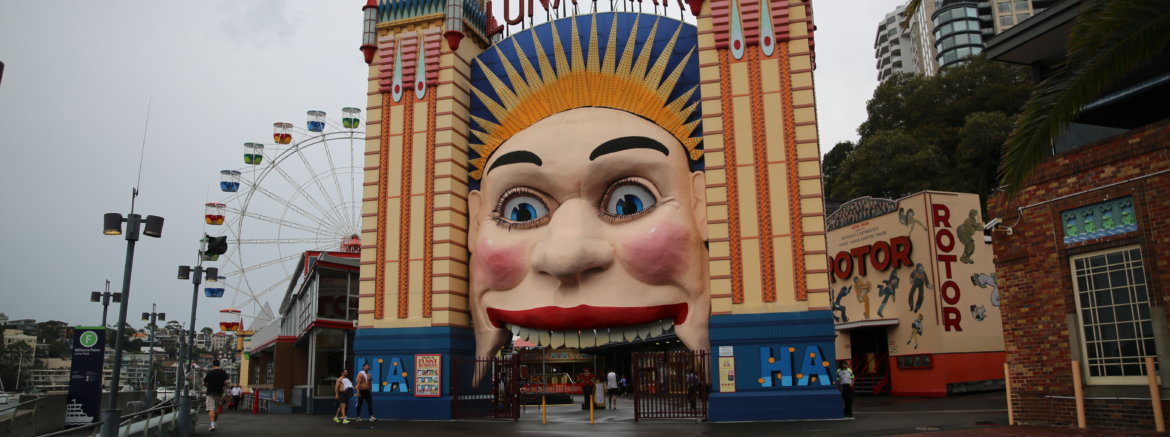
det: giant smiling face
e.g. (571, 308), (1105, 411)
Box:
(468, 107), (710, 359)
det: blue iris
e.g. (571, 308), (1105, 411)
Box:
(615, 194), (644, 216)
(510, 203), (539, 221)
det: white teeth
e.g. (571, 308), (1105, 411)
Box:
(565, 331), (580, 348)
(595, 330), (610, 346)
(551, 331), (565, 348)
(538, 331), (551, 347)
(609, 328), (623, 344)
(639, 324), (652, 340)
(649, 323), (663, 338)
(579, 330), (595, 348)
(511, 324), (521, 337)
(624, 327), (639, 341)
(519, 327), (535, 342)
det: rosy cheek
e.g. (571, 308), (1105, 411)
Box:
(472, 240), (528, 290)
(621, 223), (691, 284)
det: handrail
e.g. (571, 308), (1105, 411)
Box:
(34, 397), (182, 437)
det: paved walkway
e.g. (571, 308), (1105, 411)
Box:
(192, 392), (1162, 436)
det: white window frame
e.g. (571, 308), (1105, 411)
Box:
(1070, 245), (1157, 385)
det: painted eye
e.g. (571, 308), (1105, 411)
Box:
(604, 183), (657, 217)
(502, 194), (549, 223)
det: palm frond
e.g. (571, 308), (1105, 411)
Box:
(998, 0), (1170, 197)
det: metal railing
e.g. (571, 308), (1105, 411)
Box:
(34, 396), (191, 437)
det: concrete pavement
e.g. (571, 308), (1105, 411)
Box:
(191, 392), (1162, 436)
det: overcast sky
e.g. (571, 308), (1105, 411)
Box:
(0, 0), (904, 332)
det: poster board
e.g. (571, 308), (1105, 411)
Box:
(718, 357), (736, 393)
(414, 354), (441, 397)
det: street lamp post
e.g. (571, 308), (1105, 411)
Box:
(175, 235), (225, 437)
(99, 191), (164, 437)
(90, 280), (120, 328)
(141, 305), (165, 408)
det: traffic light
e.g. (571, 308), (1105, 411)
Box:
(205, 235), (229, 256)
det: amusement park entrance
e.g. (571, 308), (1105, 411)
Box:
(631, 350), (710, 421)
(451, 354), (521, 420)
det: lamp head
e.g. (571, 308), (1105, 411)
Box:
(143, 215), (165, 238)
(103, 213), (124, 235)
(158, 313), (165, 321)
(177, 265), (191, 280)
(205, 267), (219, 281)
(91, 291), (101, 302)
(142, 312), (150, 321)
(111, 293), (122, 303)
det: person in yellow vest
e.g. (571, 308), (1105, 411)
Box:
(836, 360), (855, 418)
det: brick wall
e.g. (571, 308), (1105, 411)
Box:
(989, 118), (1170, 430)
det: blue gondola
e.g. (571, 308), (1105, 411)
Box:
(307, 110), (326, 132)
(220, 170), (241, 192)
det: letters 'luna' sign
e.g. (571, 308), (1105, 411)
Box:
(359, 357), (412, 393)
(758, 345), (832, 387)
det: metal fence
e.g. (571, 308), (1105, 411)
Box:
(632, 350), (710, 421)
(450, 354), (520, 420)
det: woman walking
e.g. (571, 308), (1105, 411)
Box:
(334, 369), (354, 424)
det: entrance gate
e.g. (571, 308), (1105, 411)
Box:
(451, 353), (520, 420)
(632, 350), (710, 421)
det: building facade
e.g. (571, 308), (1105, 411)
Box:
(875, 4), (917, 82)
(354, 0), (834, 422)
(987, 0), (1170, 430)
(827, 192), (1005, 396)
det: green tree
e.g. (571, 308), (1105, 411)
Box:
(830, 130), (947, 199)
(0, 342), (35, 391)
(999, 0), (1170, 195)
(828, 56), (1030, 200)
(821, 141), (854, 195)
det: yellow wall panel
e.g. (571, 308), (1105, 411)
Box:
(739, 239), (762, 305)
(432, 276), (468, 294)
(762, 94), (785, 158)
(792, 90), (814, 106)
(710, 277), (731, 294)
(794, 107), (815, 124)
(760, 58), (781, 94)
(798, 160), (820, 178)
(706, 183), (728, 202)
(389, 105), (405, 135)
(767, 163), (790, 235)
(799, 179), (821, 196)
(730, 62), (749, 95)
(433, 259), (468, 277)
(789, 55), (810, 71)
(795, 125), (817, 142)
(699, 49), (718, 65)
(704, 133), (724, 150)
(697, 33), (715, 49)
(789, 23), (807, 38)
(409, 260), (424, 318)
(701, 100), (723, 119)
(789, 38), (809, 53)
(362, 215), (378, 231)
(365, 153), (380, 169)
(412, 101), (428, 132)
(710, 259), (730, 277)
(732, 96), (753, 166)
(708, 222), (729, 240)
(771, 236), (795, 304)
(432, 242), (469, 262)
(708, 204), (728, 222)
(706, 168), (727, 185)
(702, 115), (723, 133)
(433, 210), (469, 229)
(411, 133), (428, 190)
(789, 4), (806, 19)
(807, 292), (829, 309)
(797, 143), (820, 160)
(801, 216), (825, 233)
(705, 150), (725, 168)
(802, 234), (826, 252)
(709, 240), (730, 258)
(791, 72), (812, 89)
(735, 166), (758, 236)
(800, 197), (824, 215)
(409, 196), (425, 257)
(806, 270), (829, 291)
(434, 192), (468, 214)
(360, 266), (376, 285)
(712, 297), (732, 314)
(386, 201), (402, 251)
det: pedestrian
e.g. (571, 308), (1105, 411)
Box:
(334, 369), (354, 424)
(685, 369), (702, 411)
(606, 369), (619, 409)
(202, 360), (230, 431)
(355, 362), (377, 421)
(837, 360), (855, 418)
(580, 368), (595, 409)
(619, 375), (628, 395)
(230, 384), (242, 410)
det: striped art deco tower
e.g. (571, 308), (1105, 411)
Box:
(355, 0), (834, 421)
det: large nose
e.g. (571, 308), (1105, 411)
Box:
(531, 198), (614, 285)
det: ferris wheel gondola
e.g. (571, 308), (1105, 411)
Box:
(205, 107), (364, 325)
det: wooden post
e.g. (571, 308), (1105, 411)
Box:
(1004, 363), (1014, 425)
(1148, 357), (1165, 432)
(1072, 361), (1085, 428)
(541, 395), (547, 424)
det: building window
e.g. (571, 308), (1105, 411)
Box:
(1071, 246), (1157, 384)
(1014, 0), (1029, 11)
(1017, 13), (1030, 23)
(998, 1), (1011, 13)
(1000, 15), (1014, 26)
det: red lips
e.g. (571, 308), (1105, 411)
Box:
(487, 303), (688, 330)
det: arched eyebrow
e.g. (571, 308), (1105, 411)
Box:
(589, 136), (670, 161)
(486, 150), (543, 175)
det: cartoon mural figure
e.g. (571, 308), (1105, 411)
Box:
(906, 314), (924, 349)
(853, 276), (872, 320)
(970, 304), (987, 321)
(908, 264), (931, 313)
(832, 285), (852, 323)
(466, 14), (710, 361)
(898, 208), (925, 235)
(876, 269), (900, 318)
(956, 209), (982, 264)
(971, 272), (1000, 307)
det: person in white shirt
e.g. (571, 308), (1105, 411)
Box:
(837, 360), (855, 418)
(606, 370), (619, 409)
(230, 385), (242, 410)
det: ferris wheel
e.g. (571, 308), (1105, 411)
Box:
(205, 108), (365, 328)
